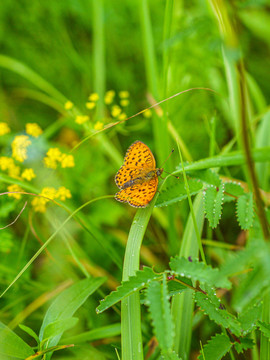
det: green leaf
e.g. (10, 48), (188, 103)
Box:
(187, 169), (221, 187)
(96, 267), (161, 313)
(195, 289), (241, 336)
(161, 351), (182, 360)
(224, 182), (245, 197)
(236, 193), (254, 230)
(234, 338), (254, 354)
(0, 321), (34, 358)
(39, 277), (105, 356)
(145, 274), (174, 352)
(19, 324), (40, 345)
(198, 333), (232, 360)
(42, 318), (78, 343)
(257, 320), (270, 339)
(204, 184), (224, 228)
(170, 257), (231, 289)
(167, 278), (191, 296)
(155, 179), (203, 207)
(238, 302), (262, 335)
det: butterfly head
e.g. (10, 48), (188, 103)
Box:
(156, 168), (163, 177)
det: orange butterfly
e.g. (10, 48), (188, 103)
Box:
(115, 141), (163, 208)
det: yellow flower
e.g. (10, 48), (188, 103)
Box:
(12, 135), (32, 162)
(111, 105), (122, 118)
(143, 109), (152, 118)
(43, 156), (57, 169)
(75, 115), (90, 125)
(60, 154), (75, 168)
(8, 165), (21, 178)
(41, 187), (57, 200)
(86, 102), (96, 110)
(64, 101), (74, 110)
(44, 148), (63, 169)
(31, 197), (47, 213)
(119, 91), (129, 98)
(21, 168), (36, 181)
(120, 99), (129, 107)
(26, 123), (43, 137)
(7, 184), (22, 200)
(88, 93), (99, 102)
(0, 122), (11, 136)
(94, 121), (104, 131)
(104, 90), (115, 105)
(56, 186), (72, 201)
(118, 113), (127, 121)
(0, 157), (14, 171)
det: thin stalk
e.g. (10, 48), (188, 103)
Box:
(260, 291), (270, 359)
(238, 63), (269, 240)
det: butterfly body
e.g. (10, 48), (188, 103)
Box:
(115, 141), (162, 208)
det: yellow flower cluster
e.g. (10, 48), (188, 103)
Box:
(94, 121), (104, 131)
(88, 93), (99, 102)
(104, 90), (115, 105)
(43, 148), (75, 169)
(21, 168), (36, 181)
(120, 99), (129, 107)
(119, 91), (129, 98)
(0, 157), (20, 178)
(7, 184), (23, 200)
(75, 115), (90, 125)
(11, 135), (32, 162)
(86, 102), (96, 110)
(0, 122), (11, 136)
(31, 186), (72, 213)
(111, 105), (122, 118)
(64, 101), (74, 110)
(26, 123), (43, 137)
(143, 109), (152, 118)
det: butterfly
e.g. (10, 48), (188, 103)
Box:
(115, 141), (163, 208)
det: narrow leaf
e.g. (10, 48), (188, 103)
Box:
(97, 267), (161, 313)
(236, 193), (254, 230)
(198, 333), (232, 360)
(42, 318), (78, 343)
(156, 179), (202, 207)
(0, 321), (34, 358)
(204, 183), (224, 228)
(39, 277), (105, 354)
(145, 274), (174, 352)
(19, 324), (40, 345)
(170, 257), (231, 289)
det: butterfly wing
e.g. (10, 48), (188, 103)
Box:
(115, 141), (156, 189)
(115, 178), (158, 208)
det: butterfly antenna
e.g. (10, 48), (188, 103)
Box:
(160, 149), (179, 179)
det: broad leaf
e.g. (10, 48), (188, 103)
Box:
(204, 184), (224, 228)
(155, 179), (202, 207)
(146, 274), (174, 352)
(42, 317), (78, 343)
(236, 193), (254, 230)
(0, 321), (34, 358)
(198, 333), (232, 360)
(97, 267), (161, 313)
(170, 257), (231, 289)
(39, 277), (105, 357)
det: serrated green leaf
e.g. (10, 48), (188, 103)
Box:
(236, 193), (254, 230)
(167, 278), (191, 296)
(195, 290), (242, 336)
(97, 267), (161, 313)
(170, 257), (231, 289)
(224, 182), (245, 197)
(238, 302), (262, 335)
(198, 333), (232, 360)
(234, 337), (254, 354)
(0, 321), (34, 358)
(161, 351), (182, 360)
(146, 274), (174, 352)
(204, 184), (224, 228)
(187, 169), (221, 187)
(19, 324), (40, 345)
(155, 179), (202, 207)
(258, 321), (270, 339)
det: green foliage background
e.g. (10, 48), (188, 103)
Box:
(0, 0), (269, 359)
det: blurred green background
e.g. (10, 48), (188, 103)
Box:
(0, 0), (270, 358)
